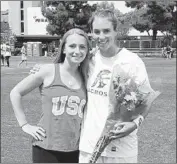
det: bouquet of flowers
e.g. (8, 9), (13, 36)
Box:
(89, 64), (160, 163)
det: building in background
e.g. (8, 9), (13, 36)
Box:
(8, 1), (41, 35)
(27, 7), (48, 35)
(1, 10), (8, 22)
(7, 1), (59, 56)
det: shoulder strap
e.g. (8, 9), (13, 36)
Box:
(51, 64), (62, 86)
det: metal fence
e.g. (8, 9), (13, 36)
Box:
(90, 39), (176, 53)
(117, 40), (176, 49)
(115, 40), (176, 53)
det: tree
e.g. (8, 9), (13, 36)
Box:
(95, 1), (115, 11)
(1, 21), (10, 34)
(1, 21), (16, 43)
(1, 21), (16, 51)
(125, 1), (177, 40)
(41, 1), (97, 36)
(116, 12), (134, 39)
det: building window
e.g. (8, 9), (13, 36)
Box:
(20, 1), (24, 9)
(21, 22), (24, 33)
(21, 10), (24, 21)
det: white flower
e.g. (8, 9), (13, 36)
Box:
(125, 79), (131, 85)
(124, 94), (133, 101)
(130, 92), (137, 101)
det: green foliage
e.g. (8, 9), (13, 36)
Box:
(125, 1), (177, 40)
(1, 21), (16, 46)
(41, 1), (97, 36)
(96, 1), (115, 11)
(1, 21), (10, 33)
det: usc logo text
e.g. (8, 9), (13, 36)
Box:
(52, 96), (86, 118)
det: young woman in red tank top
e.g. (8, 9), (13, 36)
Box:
(10, 28), (90, 163)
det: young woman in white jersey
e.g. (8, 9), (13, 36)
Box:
(10, 28), (89, 163)
(78, 9), (158, 163)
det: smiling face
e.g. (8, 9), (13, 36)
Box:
(63, 33), (88, 65)
(92, 17), (117, 51)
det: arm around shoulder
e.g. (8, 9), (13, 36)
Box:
(11, 65), (48, 96)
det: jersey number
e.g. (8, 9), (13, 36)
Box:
(52, 96), (86, 118)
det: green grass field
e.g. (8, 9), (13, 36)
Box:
(1, 56), (176, 163)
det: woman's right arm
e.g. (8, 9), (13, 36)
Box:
(10, 66), (48, 140)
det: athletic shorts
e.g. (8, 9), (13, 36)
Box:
(79, 150), (137, 163)
(21, 54), (27, 61)
(32, 145), (79, 163)
(1, 54), (4, 59)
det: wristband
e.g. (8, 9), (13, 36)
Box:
(20, 122), (28, 128)
(133, 115), (144, 128)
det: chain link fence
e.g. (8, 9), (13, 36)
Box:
(117, 40), (176, 49)
(115, 40), (176, 57)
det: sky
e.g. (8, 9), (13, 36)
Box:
(1, 1), (133, 13)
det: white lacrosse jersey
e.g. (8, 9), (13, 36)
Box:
(79, 48), (154, 157)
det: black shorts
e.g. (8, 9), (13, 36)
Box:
(32, 145), (79, 163)
(5, 56), (10, 60)
(1, 55), (4, 59)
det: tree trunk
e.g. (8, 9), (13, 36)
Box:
(152, 29), (157, 40)
(146, 30), (151, 37)
(151, 29), (157, 48)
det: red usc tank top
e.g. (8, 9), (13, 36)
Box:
(32, 64), (87, 152)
